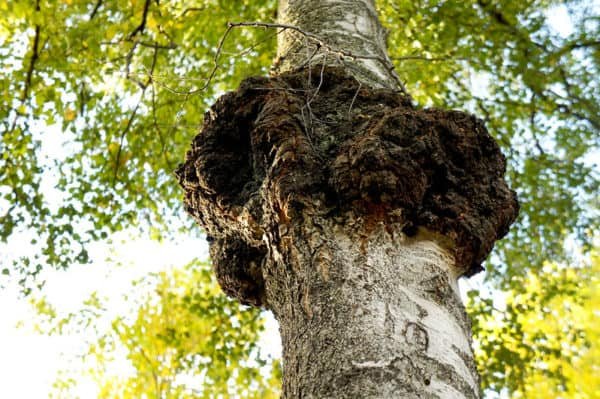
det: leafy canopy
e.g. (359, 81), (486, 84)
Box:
(1, 0), (598, 286)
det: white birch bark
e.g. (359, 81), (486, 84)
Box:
(264, 216), (481, 398)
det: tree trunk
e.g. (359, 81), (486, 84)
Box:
(264, 217), (481, 398)
(270, 3), (476, 397)
(176, 0), (518, 398)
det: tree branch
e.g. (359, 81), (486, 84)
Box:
(89, 0), (103, 20)
(476, 0), (547, 51)
(113, 45), (159, 185)
(22, 0), (41, 103)
(112, 101), (141, 186)
(102, 38), (176, 50)
(136, 344), (161, 399)
(559, 39), (600, 53)
(391, 54), (468, 62)
(150, 20), (411, 97)
(127, 0), (151, 40)
(178, 7), (205, 18)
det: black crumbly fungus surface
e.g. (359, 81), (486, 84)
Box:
(176, 66), (519, 306)
(209, 236), (266, 307)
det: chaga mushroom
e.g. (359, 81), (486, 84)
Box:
(176, 66), (518, 306)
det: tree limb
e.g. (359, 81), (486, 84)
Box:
(89, 0), (103, 20)
(197, 21), (410, 96)
(21, 0), (41, 103)
(128, 0), (151, 40)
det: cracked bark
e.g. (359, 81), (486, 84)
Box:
(177, 0), (518, 398)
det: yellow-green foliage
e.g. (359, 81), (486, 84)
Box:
(35, 261), (281, 398)
(469, 251), (599, 398)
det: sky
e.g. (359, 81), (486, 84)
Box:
(0, 3), (584, 398)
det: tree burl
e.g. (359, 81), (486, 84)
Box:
(176, 67), (519, 307)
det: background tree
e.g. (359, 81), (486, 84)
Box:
(1, 0), (598, 397)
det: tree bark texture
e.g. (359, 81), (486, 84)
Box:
(266, 217), (481, 398)
(176, 69), (518, 398)
(177, 1), (518, 398)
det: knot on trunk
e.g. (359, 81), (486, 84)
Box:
(176, 67), (518, 306)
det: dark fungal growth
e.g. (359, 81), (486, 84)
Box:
(176, 66), (519, 307)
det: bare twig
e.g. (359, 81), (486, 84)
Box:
(302, 60), (327, 142)
(178, 7), (205, 18)
(297, 41), (322, 71)
(131, 40), (176, 50)
(151, 84), (174, 171)
(5, 0), (42, 136)
(22, 0), (41, 103)
(149, 46), (174, 171)
(136, 345), (161, 399)
(127, 0), (151, 40)
(555, 39), (600, 57)
(476, 0), (548, 51)
(221, 30), (278, 58)
(392, 54), (468, 62)
(307, 59), (326, 106)
(348, 81), (362, 116)
(146, 44), (159, 87)
(229, 21), (408, 93)
(89, 0), (103, 20)
(113, 45), (159, 185)
(112, 97), (142, 186)
(528, 94), (545, 156)
(21, 26), (40, 102)
(159, 19), (412, 97)
(100, 38), (176, 54)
